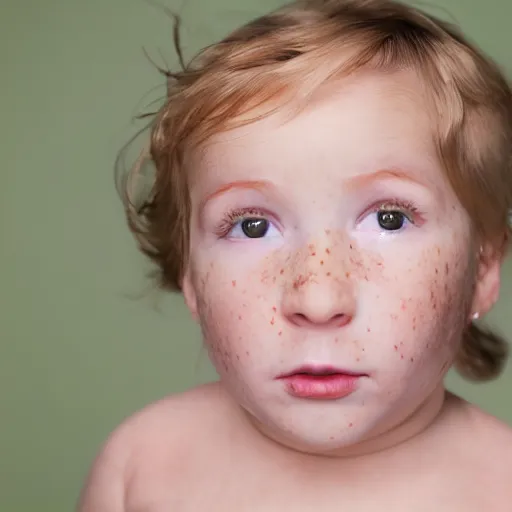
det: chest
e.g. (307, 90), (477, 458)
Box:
(126, 466), (504, 512)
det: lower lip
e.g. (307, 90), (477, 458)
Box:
(281, 374), (361, 399)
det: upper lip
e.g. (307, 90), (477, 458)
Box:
(277, 365), (366, 379)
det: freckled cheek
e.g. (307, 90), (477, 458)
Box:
(198, 302), (246, 374)
(195, 270), (278, 372)
(379, 293), (463, 367)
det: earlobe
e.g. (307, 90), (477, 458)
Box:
(181, 269), (199, 322)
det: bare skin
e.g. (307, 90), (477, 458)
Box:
(78, 383), (512, 511)
(80, 69), (512, 510)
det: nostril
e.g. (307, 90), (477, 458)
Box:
(290, 312), (351, 328)
(333, 314), (351, 328)
(291, 313), (309, 327)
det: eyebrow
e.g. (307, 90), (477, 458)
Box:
(199, 168), (432, 211)
(344, 168), (431, 191)
(199, 180), (273, 210)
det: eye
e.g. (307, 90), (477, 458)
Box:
(230, 217), (280, 239)
(357, 199), (419, 233)
(377, 210), (407, 231)
(217, 208), (281, 240)
(240, 218), (270, 238)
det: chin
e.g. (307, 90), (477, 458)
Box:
(244, 401), (378, 455)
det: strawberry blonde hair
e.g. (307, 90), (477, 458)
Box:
(117, 0), (511, 380)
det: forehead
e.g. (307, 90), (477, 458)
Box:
(192, 69), (440, 188)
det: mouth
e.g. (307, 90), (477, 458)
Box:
(277, 365), (366, 400)
(278, 365), (365, 379)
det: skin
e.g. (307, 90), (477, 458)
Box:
(78, 69), (512, 511)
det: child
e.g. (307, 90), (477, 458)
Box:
(79, 0), (512, 510)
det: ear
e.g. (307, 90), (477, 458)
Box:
(469, 242), (504, 319)
(181, 267), (199, 322)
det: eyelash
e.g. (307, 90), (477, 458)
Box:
(215, 207), (268, 238)
(215, 199), (422, 238)
(368, 198), (420, 222)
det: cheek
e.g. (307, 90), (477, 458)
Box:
(196, 294), (242, 376)
(385, 244), (473, 360)
(422, 243), (474, 321)
(192, 260), (277, 375)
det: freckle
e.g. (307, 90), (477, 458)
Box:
(330, 436), (334, 440)
(320, 260), (324, 265)
(278, 331), (282, 336)
(400, 354), (404, 359)
(325, 248), (331, 255)
(325, 229), (331, 235)
(437, 247), (441, 255)
(410, 357), (414, 362)
(238, 315), (242, 320)
(445, 263), (449, 275)
(246, 351), (250, 356)
(236, 354), (240, 361)
(327, 272), (331, 276)
(280, 269), (284, 275)
(426, 343), (430, 349)
(362, 348), (366, 352)
(435, 268), (439, 275)
(350, 244), (353, 249)
(367, 328), (371, 333)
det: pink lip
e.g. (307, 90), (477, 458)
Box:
(277, 365), (365, 400)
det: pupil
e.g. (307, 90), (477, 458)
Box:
(378, 211), (404, 231)
(242, 218), (269, 238)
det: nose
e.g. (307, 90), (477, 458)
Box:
(281, 271), (356, 329)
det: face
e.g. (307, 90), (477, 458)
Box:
(182, 69), (494, 455)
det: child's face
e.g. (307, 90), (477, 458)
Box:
(183, 69), (494, 453)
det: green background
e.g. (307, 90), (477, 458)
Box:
(2, 0), (511, 510)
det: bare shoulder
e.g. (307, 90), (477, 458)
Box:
(464, 401), (512, 464)
(77, 382), (232, 511)
(422, 393), (512, 510)
(448, 394), (512, 499)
